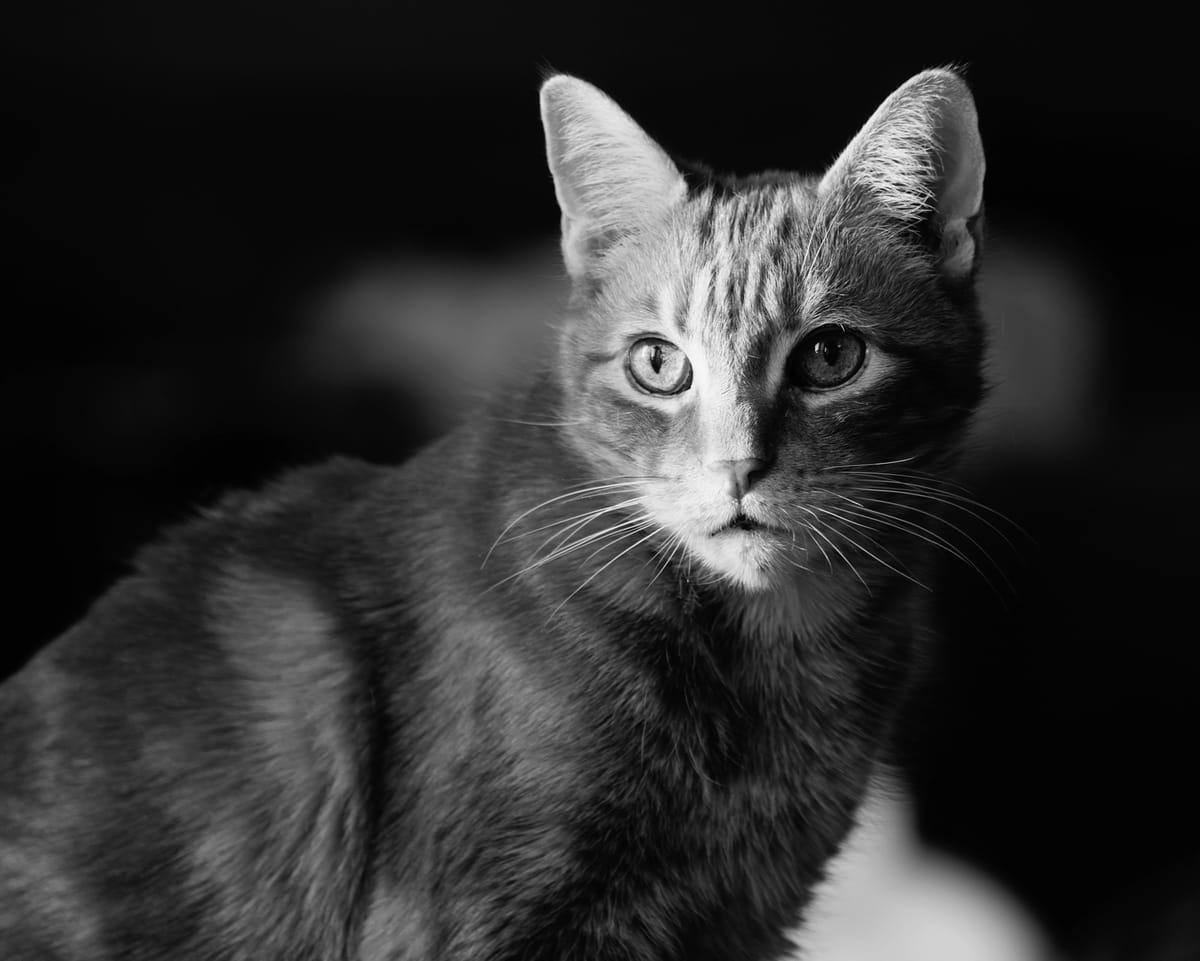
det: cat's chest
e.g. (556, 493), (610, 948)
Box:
(617, 616), (871, 830)
(599, 630), (873, 930)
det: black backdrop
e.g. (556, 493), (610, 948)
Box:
(3, 5), (1195, 956)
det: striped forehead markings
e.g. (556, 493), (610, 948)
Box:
(719, 194), (795, 316)
(676, 184), (826, 351)
(681, 255), (775, 341)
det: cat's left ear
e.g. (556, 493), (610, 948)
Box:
(540, 75), (687, 280)
(819, 69), (985, 279)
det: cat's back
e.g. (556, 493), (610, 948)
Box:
(0, 452), (440, 959)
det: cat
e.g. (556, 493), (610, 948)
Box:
(0, 68), (986, 960)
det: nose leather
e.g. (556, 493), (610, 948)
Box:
(707, 457), (770, 500)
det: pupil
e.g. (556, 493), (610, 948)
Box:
(650, 345), (664, 373)
(820, 337), (843, 367)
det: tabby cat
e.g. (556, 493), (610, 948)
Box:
(0, 69), (986, 959)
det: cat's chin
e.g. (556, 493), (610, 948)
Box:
(689, 527), (786, 593)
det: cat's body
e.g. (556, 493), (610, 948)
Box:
(2, 412), (912, 959)
(1, 70), (986, 959)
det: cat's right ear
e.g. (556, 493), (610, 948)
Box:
(540, 76), (687, 280)
(819, 69), (986, 280)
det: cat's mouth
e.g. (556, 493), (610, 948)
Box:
(711, 512), (775, 536)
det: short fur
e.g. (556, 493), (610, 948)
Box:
(1, 70), (986, 959)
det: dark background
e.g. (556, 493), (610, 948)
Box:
(2, 5), (1195, 956)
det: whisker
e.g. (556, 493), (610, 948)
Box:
(826, 469), (1026, 529)
(481, 479), (649, 567)
(540, 512), (651, 565)
(841, 481), (1029, 549)
(775, 506), (814, 575)
(841, 491), (1016, 585)
(510, 497), (643, 547)
(646, 531), (685, 590)
(802, 506), (930, 592)
(532, 505), (640, 564)
(822, 491), (980, 561)
(806, 504), (913, 574)
(778, 525), (813, 574)
(820, 501), (1003, 596)
(838, 466), (977, 496)
(817, 455), (920, 473)
(781, 506), (834, 574)
(551, 526), (668, 618)
(484, 517), (650, 594)
(577, 518), (656, 567)
(823, 461), (967, 487)
(797, 510), (872, 593)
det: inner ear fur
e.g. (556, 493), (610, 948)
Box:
(819, 69), (986, 278)
(540, 75), (687, 280)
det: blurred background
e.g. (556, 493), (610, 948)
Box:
(2, 4), (1195, 958)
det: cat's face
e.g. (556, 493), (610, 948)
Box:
(542, 73), (985, 592)
(557, 185), (982, 590)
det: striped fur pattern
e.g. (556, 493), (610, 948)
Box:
(1, 72), (986, 960)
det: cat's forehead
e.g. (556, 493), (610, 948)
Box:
(657, 183), (826, 359)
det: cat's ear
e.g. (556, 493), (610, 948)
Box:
(819, 69), (985, 279)
(540, 75), (687, 280)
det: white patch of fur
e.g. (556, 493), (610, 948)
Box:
(648, 475), (792, 592)
(687, 526), (779, 590)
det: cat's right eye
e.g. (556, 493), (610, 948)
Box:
(627, 338), (693, 395)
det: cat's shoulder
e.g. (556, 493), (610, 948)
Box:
(125, 455), (398, 579)
(0, 458), (388, 956)
(162, 454), (393, 539)
(10, 456), (402, 685)
(2, 456), (399, 774)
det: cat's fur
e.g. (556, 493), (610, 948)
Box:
(0, 70), (986, 959)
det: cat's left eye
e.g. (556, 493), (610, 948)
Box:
(787, 326), (867, 390)
(627, 338), (693, 395)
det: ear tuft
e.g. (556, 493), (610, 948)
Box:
(539, 76), (686, 280)
(820, 69), (985, 278)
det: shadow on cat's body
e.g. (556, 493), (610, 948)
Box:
(1, 69), (985, 960)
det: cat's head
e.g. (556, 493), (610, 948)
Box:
(539, 71), (986, 592)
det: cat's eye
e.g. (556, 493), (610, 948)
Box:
(787, 326), (867, 390)
(627, 338), (693, 395)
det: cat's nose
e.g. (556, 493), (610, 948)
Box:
(707, 457), (771, 500)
